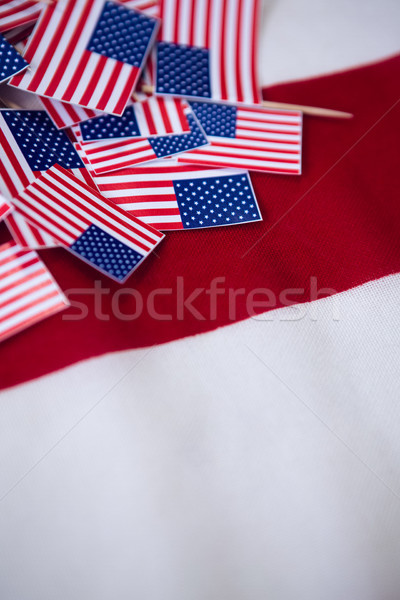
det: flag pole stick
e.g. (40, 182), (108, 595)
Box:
(139, 85), (353, 119)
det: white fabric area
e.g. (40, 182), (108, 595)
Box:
(1, 1), (400, 599)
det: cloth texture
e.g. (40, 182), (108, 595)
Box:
(1, 54), (400, 389)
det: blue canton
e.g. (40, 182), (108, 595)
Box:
(70, 224), (145, 282)
(190, 101), (237, 138)
(80, 106), (141, 141)
(173, 174), (261, 229)
(156, 42), (211, 98)
(148, 114), (208, 159)
(1, 110), (83, 171)
(0, 34), (28, 83)
(87, 1), (157, 67)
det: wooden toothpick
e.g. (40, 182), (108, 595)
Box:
(139, 84), (353, 119)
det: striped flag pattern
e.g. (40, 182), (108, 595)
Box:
(74, 111), (208, 175)
(0, 240), (69, 344)
(5, 212), (59, 249)
(39, 97), (99, 130)
(121, 0), (160, 17)
(12, 165), (164, 282)
(0, 194), (12, 220)
(0, 0), (42, 33)
(178, 101), (303, 174)
(9, 0), (160, 115)
(156, 0), (261, 104)
(79, 97), (190, 141)
(92, 159), (262, 231)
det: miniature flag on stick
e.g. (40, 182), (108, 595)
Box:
(9, 0), (160, 115)
(79, 97), (190, 141)
(12, 165), (164, 282)
(91, 159), (262, 231)
(156, 0), (261, 104)
(178, 101), (303, 174)
(0, 240), (69, 344)
(74, 111), (208, 175)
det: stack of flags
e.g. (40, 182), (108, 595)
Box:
(0, 0), (304, 343)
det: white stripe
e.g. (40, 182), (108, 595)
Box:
(237, 110), (302, 124)
(209, 0), (223, 100)
(0, 268), (49, 306)
(193, 0), (207, 47)
(68, 53), (101, 106)
(140, 214), (182, 224)
(0, 279), (55, 320)
(122, 200), (179, 211)
(178, 0), (191, 45)
(162, 0), (176, 43)
(180, 153), (301, 171)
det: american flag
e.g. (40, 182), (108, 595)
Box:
(0, 0), (42, 33)
(5, 212), (59, 249)
(12, 165), (164, 282)
(0, 32), (28, 82)
(74, 111), (208, 175)
(156, 0), (261, 104)
(79, 97), (190, 141)
(0, 109), (95, 249)
(178, 101), (303, 174)
(121, 0), (160, 17)
(0, 240), (69, 344)
(9, 0), (160, 115)
(0, 193), (12, 220)
(92, 159), (262, 231)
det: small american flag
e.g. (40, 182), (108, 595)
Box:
(12, 165), (164, 282)
(79, 97), (190, 141)
(92, 159), (262, 231)
(178, 101), (303, 175)
(74, 111), (208, 175)
(0, 193), (12, 220)
(156, 0), (261, 104)
(0, 32), (28, 82)
(0, 240), (69, 344)
(5, 212), (59, 249)
(9, 0), (160, 115)
(0, 0), (42, 33)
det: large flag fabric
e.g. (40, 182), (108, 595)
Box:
(74, 111), (208, 175)
(92, 159), (262, 230)
(11, 165), (165, 282)
(9, 0), (160, 115)
(0, 240), (68, 343)
(156, 0), (261, 104)
(0, 53), (399, 384)
(178, 101), (303, 174)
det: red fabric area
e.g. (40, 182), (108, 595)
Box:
(1, 54), (400, 389)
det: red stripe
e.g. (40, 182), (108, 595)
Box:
(173, 0), (180, 43)
(40, 98), (64, 128)
(188, 0), (196, 46)
(0, 275), (51, 309)
(87, 143), (154, 163)
(204, 0), (212, 48)
(141, 99), (157, 135)
(174, 98), (188, 131)
(156, 221), (184, 230)
(19, 2), (54, 62)
(131, 208), (181, 217)
(250, 0), (260, 103)
(157, 98), (172, 133)
(235, 0), (244, 102)
(218, 0), (228, 101)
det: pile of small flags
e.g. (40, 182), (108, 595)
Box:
(0, 0), (303, 343)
